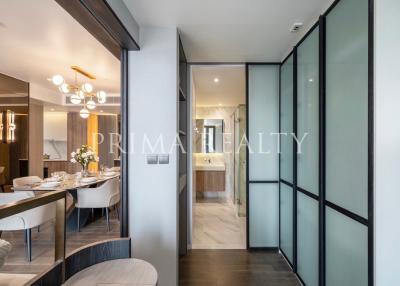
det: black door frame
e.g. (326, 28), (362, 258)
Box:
(55, 0), (140, 237)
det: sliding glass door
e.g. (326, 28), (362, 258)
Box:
(277, 1), (372, 285)
(247, 64), (279, 248)
(296, 26), (319, 286)
(325, 0), (370, 285)
(280, 55), (294, 263)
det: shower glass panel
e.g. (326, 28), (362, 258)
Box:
(234, 105), (246, 217)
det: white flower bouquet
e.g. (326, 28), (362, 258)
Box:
(70, 145), (99, 171)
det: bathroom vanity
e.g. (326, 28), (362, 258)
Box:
(195, 169), (225, 192)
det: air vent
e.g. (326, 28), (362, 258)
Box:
(290, 22), (303, 33)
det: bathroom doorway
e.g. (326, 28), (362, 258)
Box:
(189, 65), (247, 249)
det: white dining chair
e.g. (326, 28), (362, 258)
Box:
(0, 191), (56, 262)
(75, 178), (120, 232)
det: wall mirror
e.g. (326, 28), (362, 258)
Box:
(0, 73), (29, 184)
(195, 119), (224, 153)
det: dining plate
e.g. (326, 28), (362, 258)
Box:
(103, 171), (116, 177)
(40, 181), (60, 188)
(80, 177), (97, 184)
(45, 177), (60, 182)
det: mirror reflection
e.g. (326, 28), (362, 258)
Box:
(195, 119), (224, 153)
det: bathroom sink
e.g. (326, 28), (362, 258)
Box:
(195, 164), (225, 171)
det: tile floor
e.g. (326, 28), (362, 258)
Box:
(192, 198), (246, 249)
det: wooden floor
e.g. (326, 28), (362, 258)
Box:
(0, 209), (120, 275)
(179, 250), (301, 286)
(193, 198), (246, 249)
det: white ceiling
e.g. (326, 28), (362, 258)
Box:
(123, 0), (333, 62)
(193, 65), (245, 107)
(0, 0), (120, 103)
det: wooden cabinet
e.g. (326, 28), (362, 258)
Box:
(196, 170), (225, 192)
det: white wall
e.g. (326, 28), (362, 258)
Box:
(128, 27), (178, 286)
(374, 0), (400, 284)
(43, 112), (68, 141)
(30, 82), (63, 105)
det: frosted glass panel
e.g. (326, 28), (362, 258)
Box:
(248, 65), (280, 181)
(325, 0), (369, 217)
(279, 183), (293, 262)
(297, 193), (319, 286)
(326, 207), (368, 286)
(249, 183), (279, 247)
(280, 56), (293, 183)
(297, 27), (319, 195)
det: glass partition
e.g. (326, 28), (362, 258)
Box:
(248, 65), (279, 181)
(279, 55), (294, 262)
(280, 56), (293, 183)
(325, 0), (369, 285)
(297, 27), (319, 195)
(247, 64), (279, 248)
(325, 0), (369, 219)
(280, 182), (293, 262)
(296, 26), (319, 286)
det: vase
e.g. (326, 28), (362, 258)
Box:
(81, 165), (89, 177)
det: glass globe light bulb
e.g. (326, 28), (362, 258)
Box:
(80, 108), (89, 119)
(87, 99), (96, 110)
(98, 96), (106, 104)
(58, 83), (70, 93)
(82, 83), (93, 93)
(52, 75), (64, 86)
(77, 90), (85, 99)
(70, 94), (81, 104)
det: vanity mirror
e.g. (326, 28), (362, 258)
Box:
(195, 119), (224, 153)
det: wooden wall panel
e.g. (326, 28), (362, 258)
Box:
(29, 102), (43, 177)
(67, 112), (88, 173)
(98, 115), (118, 168)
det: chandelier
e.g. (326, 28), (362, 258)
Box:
(50, 66), (107, 119)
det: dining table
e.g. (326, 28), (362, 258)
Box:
(13, 171), (120, 231)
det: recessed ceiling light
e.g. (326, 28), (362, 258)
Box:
(218, 103), (222, 106)
(214, 78), (219, 83)
(100, 110), (104, 113)
(308, 78), (314, 82)
(50, 108), (55, 111)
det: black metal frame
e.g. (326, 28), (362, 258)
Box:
(278, 52), (294, 265)
(120, 48), (129, 237)
(56, 0), (137, 238)
(276, 1), (374, 286)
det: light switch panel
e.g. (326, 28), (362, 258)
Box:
(146, 154), (158, 164)
(158, 154), (169, 164)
